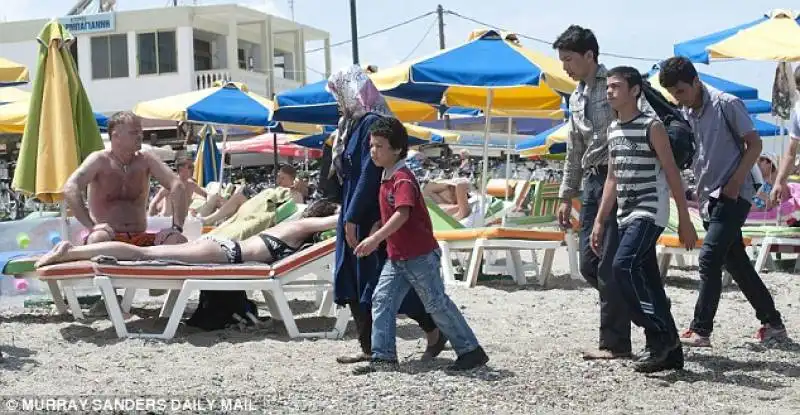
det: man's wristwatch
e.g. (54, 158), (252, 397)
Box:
(171, 224), (183, 233)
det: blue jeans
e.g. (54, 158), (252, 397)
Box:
(612, 218), (678, 346)
(371, 250), (480, 361)
(578, 168), (631, 353)
(691, 195), (783, 336)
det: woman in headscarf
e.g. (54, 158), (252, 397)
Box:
(328, 65), (445, 364)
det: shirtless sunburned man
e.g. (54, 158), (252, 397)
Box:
(63, 111), (189, 247)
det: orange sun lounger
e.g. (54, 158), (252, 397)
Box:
(37, 239), (348, 340)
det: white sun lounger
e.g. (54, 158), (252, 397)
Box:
(37, 239), (349, 340)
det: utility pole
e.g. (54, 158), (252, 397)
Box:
(437, 4), (445, 50)
(349, 0), (359, 64)
(437, 5), (451, 129)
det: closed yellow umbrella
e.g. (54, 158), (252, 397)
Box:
(12, 20), (103, 203)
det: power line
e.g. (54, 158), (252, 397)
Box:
(306, 11), (436, 53)
(398, 17), (437, 63)
(444, 10), (664, 63)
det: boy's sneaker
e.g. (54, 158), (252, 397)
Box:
(351, 359), (399, 375)
(447, 346), (489, 371)
(680, 329), (711, 348)
(757, 324), (788, 345)
(634, 344), (684, 373)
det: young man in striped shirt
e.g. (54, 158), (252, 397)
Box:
(591, 67), (696, 373)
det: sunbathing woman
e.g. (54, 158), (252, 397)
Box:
(36, 200), (339, 268)
(422, 179), (471, 220)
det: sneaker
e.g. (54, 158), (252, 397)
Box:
(447, 346), (489, 371)
(756, 324), (788, 345)
(352, 359), (399, 375)
(634, 344), (684, 373)
(680, 329), (711, 348)
(421, 333), (448, 361)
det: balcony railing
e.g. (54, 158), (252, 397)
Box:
(194, 69), (302, 97)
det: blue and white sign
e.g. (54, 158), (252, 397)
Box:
(58, 12), (116, 35)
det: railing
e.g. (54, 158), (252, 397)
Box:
(194, 69), (302, 96)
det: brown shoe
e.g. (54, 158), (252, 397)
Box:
(582, 349), (632, 360)
(336, 353), (370, 364)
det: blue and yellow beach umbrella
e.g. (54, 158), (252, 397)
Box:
(674, 9), (800, 63)
(370, 29), (575, 109)
(134, 81), (274, 127)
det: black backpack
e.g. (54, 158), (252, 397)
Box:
(185, 290), (261, 331)
(640, 79), (696, 170)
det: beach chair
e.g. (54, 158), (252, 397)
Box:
(427, 201), (569, 287)
(46, 239), (349, 340)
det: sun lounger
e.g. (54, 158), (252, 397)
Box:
(433, 226), (565, 288)
(76, 238), (348, 340)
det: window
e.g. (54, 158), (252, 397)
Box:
(90, 34), (128, 79)
(193, 38), (211, 71)
(138, 31), (177, 75)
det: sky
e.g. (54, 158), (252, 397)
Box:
(1, 0), (796, 102)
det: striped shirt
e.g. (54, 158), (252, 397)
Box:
(608, 113), (669, 227)
(559, 65), (657, 200)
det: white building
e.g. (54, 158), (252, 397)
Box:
(0, 3), (331, 115)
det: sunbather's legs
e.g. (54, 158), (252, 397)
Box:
(423, 182), (457, 205)
(36, 240), (229, 267)
(453, 181), (471, 220)
(201, 186), (248, 225)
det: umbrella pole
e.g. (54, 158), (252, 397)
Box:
(218, 127), (228, 184)
(273, 132), (279, 182)
(503, 117), (512, 226)
(777, 118), (786, 226)
(477, 90), (494, 227)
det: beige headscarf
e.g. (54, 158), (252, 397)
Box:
(326, 65), (393, 180)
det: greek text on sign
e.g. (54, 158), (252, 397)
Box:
(58, 12), (116, 34)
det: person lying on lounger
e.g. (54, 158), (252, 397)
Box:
(422, 179), (471, 220)
(35, 200), (339, 268)
(196, 164), (305, 226)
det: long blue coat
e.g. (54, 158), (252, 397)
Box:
(333, 113), (429, 315)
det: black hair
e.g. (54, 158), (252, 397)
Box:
(369, 117), (408, 159)
(553, 25), (599, 62)
(658, 56), (698, 88)
(607, 66), (643, 97)
(301, 199), (339, 218)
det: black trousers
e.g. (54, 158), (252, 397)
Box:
(578, 167), (632, 353)
(348, 300), (436, 354)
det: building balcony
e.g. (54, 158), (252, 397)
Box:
(194, 69), (302, 98)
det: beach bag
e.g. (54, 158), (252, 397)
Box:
(641, 79), (696, 170)
(185, 290), (259, 331)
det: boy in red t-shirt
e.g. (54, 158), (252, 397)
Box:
(352, 117), (488, 374)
